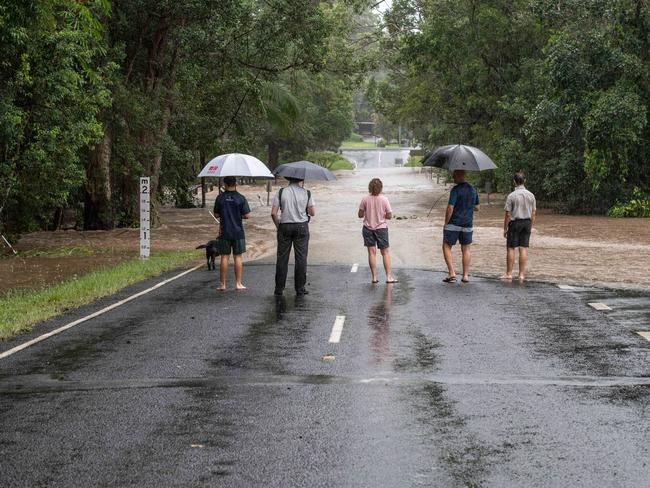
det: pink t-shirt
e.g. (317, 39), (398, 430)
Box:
(359, 194), (392, 230)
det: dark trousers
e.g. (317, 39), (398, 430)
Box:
(275, 222), (309, 293)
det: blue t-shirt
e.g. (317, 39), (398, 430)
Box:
(448, 182), (479, 228)
(214, 191), (251, 240)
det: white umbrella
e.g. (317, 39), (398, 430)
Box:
(197, 153), (273, 178)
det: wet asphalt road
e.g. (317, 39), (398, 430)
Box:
(1, 264), (650, 487)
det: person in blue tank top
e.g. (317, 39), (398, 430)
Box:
(442, 170), (480, 283)
(214, 176), (251, 291)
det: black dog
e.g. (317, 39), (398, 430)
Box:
(196, 240), (219, 270)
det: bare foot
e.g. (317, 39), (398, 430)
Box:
(518, 275), (525, 281)
(236, 283), (247, 290)
(500, 274), (513, 281)
(371, 276), (378, 284)
(217, 285), (226, 291)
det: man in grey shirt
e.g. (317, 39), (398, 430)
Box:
(271, 177), (316, 296)
(501, 171), (537, 281)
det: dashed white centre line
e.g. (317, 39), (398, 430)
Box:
(328, 315), (346, 343)
(588, 302), (612, 311)
(637, 332), (650, 342)
(350, 263), (359, 273)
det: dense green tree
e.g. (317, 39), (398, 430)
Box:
(0, 0), (112, 236)
(375, 0), (650, 213)
(0, 1), (380, 238)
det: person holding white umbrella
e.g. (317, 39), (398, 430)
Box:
(214, 176), (251, 291)
(198, 153), (271, 291)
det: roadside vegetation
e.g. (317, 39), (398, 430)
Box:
(404, 156), (423, 168)
(0, 1), (381, 240)
(608, 188), (650, 218)
(305, 151), (354, 171)
(371, 1), (650, 215)
(339, 140), (402, 150)
(0, 251), (199, 340)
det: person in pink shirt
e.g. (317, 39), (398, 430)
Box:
(358, 178), (398, 284)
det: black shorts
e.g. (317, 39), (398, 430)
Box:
(362, 226), (389, 249)
(507, 219), (532, 248)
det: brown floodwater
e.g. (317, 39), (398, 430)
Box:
(2, 168), (649, 296)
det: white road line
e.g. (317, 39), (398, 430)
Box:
(328, 315), (346, 344)
(557, 284), (576, 290)
(350, 263), (359, 273)
(637, 332), (650, 342)
(0, 264), (202, 360)
(588, 302), (612, 311)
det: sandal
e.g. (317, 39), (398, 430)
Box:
(442, 276), (457, 283)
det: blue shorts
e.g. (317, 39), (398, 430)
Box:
(443, 224), (473, 246)
(217, 237), (246, 255)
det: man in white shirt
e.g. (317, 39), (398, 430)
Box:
(271, 177), (316, 296)
(502, 171), (537, 281)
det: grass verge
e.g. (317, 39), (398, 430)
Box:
(339, 140), (402, 149)
(0, 250), (199, 340)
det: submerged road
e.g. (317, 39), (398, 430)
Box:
(1, 264), (650, 487)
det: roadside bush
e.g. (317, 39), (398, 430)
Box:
(404, 156), (423, 167)
(377, 138), (386, 148)
(348, 132), (364, 142)
(608, 188), (650, 218)
(305, 151), (354, 170)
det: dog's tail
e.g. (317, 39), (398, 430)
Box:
(195, 244), (207, 249)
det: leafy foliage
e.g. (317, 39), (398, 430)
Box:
(0, 0), (112, 236)
(305, 151), (354, 170)
(609, 188), (650, 218)
(1, 1), (375, 237)
(375, 0), (650, 214)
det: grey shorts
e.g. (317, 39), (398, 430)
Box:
(362, 226), (389, 249)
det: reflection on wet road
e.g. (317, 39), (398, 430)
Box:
(368, 284), (392, 363)
(1, 264), (649, 487)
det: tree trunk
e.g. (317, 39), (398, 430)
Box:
(84, 129), (114, 230)
(268, 140), (280, 170)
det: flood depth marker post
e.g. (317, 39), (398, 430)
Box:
(140, 177), (150, 259)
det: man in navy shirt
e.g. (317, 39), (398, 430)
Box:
(214, 176), (251, 290)
(442, 170), (480, 283)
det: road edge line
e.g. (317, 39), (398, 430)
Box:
(0, 264), (202, 360)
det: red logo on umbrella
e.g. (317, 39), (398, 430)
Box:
(208, 165), (218, 172)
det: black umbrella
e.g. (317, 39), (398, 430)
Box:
(422, 144), (497, 171)
(272, 160), (337, 181)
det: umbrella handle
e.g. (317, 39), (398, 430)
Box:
(208, 211), (220, 224)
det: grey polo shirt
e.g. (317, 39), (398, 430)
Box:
(272, 183), (315, 224)
(505, 185), (536, 220)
